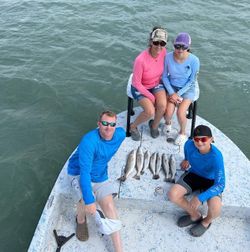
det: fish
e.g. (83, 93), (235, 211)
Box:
(117, 149), (136, 182)
(133, 146), (144, 180)
(162, 153), (170, 182)
(153, 152), (162, 179)
(149, 152), (157, 177)
(141, 150), (150, 175)
(169, 154), (176, 183)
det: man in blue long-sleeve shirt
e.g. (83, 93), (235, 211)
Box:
(68, 111), (125, 251)
(168, 125), (225, 237)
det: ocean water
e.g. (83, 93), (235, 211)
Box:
(0, 0), (249, 251)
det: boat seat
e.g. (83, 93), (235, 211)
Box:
(126, 73), (199, 139)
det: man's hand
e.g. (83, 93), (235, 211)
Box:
(189, 196), (201, 211)
(85, 203), (96, 215)
(181, 160), (190, 170)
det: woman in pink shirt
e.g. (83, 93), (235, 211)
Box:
(130, 27), (168, 141)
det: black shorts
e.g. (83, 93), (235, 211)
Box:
(177, 171), (214, 195)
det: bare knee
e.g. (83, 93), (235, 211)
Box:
(168, 188), (181, 203)
(168, 184), (186, 203)
(156, 100), (167, 112)
(207, 196), (222, 215)
(100, 197), (118, 219)
(144, 107), (155, 118)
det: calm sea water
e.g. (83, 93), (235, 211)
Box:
(0, 0), (249, 251)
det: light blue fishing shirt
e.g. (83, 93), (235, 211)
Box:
(67, 127), (125, 204)
(162, 52), (200, 96)
(184, 139), (225, 203)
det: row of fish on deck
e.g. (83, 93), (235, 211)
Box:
(118, 146), (177, 183)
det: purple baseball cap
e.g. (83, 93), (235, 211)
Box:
(174, 32), (191, 48)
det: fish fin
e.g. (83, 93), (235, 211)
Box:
(165, 178), (171, 182)
(117, 176), (126, 182)
(153, 175), (160, 180)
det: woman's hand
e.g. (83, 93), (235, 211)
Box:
(169, 93), (182, 104)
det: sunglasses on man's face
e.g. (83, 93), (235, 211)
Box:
(193, 136), (210, 143)
(152, 41), (166, 47)
(174, 44), (189, 50)
(100, 121), (116, 127)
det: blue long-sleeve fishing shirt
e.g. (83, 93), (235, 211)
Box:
(67, 127), (125, 204)
(162, 52), (200, 96)
(184, 139), (225, 203)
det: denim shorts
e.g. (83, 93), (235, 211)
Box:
(172, 85), (196, 101)
(131, 83), (165, 101)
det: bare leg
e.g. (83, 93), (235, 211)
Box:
(176, 99), (192, 135)
(130, 97), (155, 131)
(76, 199), (86, 224)
(98, 195), (123, 252)
(151, 90), (167, 129)
(202, 196), (221, 227)
(164, 99), (176, 125)
(168, 184), (201, 220)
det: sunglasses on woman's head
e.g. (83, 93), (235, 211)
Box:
(100, 121), (116, 127)
(152, 41), (166, 47)
(174, 44), (189, 50)
(193, 136), (210, 143)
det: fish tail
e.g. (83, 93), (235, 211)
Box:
(117, 176), (126, 182)
(153, 175), (160, 180)
(133, 174), (140, 180)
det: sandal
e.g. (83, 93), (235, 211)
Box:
(76, 216), (89, 241)
(190, 222), (211, 237)
(177, 215), (203, 227)
(148, 119), (159, 138)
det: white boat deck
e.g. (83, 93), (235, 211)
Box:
(28, 108), (250, 252)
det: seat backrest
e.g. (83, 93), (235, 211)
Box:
(126, 73), (133, 98)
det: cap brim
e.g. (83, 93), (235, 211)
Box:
(153, 38), (166, 43)
(174, 42), (189, 46)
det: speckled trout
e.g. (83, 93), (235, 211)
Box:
(118, 149), (136, 182)
(141, 150), (150, 175)
(162, 153), (170, 182)
(133, 146), (144, 180)
(149, 152), (157, 178)
(153, 152), (162, 180)
(169, 154), (176, 183)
